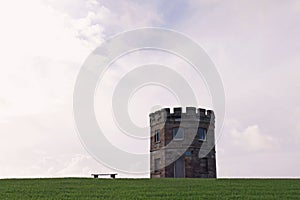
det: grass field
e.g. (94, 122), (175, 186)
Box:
(0, 178), (299, 199)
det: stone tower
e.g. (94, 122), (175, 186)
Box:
(150, 107), (216, 178)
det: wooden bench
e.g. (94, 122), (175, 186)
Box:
(91, 173), (117, 179)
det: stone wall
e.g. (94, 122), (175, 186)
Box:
(150, 107), (217, 178)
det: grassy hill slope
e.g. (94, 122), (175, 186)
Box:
(0, 178), (299, 199)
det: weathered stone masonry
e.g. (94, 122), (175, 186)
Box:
(150, 107), (217, 178)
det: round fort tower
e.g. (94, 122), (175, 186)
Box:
(150, 107), (217, 178)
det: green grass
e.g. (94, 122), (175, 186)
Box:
(0, 178), (299, 199)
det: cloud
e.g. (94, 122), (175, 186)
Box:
(44, 0), (164, 37)
(0, 0), (165, 178)
(1, 0), (300, 178)
(72, 11), (106, 45)
(230, 125), (274, 152)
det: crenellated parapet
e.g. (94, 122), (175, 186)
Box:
(149, 107), (215, 125)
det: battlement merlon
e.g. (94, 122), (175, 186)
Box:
(149, 107), (215, 124)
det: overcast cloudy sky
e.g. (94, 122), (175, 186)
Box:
(0, 0), (299, 178)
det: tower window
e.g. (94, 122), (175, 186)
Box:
(198, 128), (207, 141)
(154, 130), (160, 143)
(173, 127), (184, 140)
(154, 158), (160, 172)
(200, 158), (208, 172)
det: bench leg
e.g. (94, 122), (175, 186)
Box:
(93, 175), (99, 178)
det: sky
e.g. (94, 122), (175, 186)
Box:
(0, 0), (300, 178)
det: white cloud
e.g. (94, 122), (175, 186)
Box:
(0, 0), (300, 178)
(230, 125), (274, 152)
(0, 0), (164, 178)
